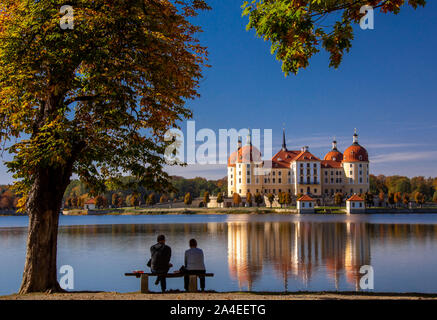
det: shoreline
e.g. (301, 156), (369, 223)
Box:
(2, 207), (437, 217)
(2, 291), (437, 300)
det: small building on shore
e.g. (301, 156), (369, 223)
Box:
(297, 195), (316, 214)
(84, 198), (96, 210)
(346, 195), (366, 214)
(207, 196), (233, 208)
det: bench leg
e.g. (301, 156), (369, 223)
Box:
(140, 274), (149, 293)
(188, 275), (198, 293)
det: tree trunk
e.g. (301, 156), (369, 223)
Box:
(19, 165), (72, 294)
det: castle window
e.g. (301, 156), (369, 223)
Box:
(247, 179), (251, 184)
(360, 178), (363, 183)
(331, 178), (334, 183)
(359, 156), (363, 160)
(279, 189), (282, 193)
(331, 171), (333, 175)
(288, 171), (291, 176)
(273, 171), (276, 176)
(272, 178), (275, 183)
(231, 175), (233, 179)
(239, 171), (241, 176)
(247, 189), (250, 193)
(278, 171), (282, 176)
(314, 163), (317, 168)
(256, 189), (259, 193)
(350, 171), (352, 175)
(264, 178), (267, 183)
(325, 171), (328, 176)
(278, 178), (282, 183)
(256, 178), (259, 184)
(239, 189), (241, 194)
(314, 169), (317, 175)
(325, 178), (328, 183)
(307, 163), (310, 167)
(239, 178), (241, 183)
(359, 164), (362, 168)
(314, 189), (317, 194)
(247, 164), (250, 169)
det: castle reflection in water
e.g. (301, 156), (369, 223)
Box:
(226, 221), (371, 291)
(4, 217), (435, 292)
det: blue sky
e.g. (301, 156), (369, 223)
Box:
(1, 1), (437, 183)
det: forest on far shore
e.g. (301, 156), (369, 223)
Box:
(1, 174), (437, 210)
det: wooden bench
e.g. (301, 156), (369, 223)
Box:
(125, 271), (214, 293)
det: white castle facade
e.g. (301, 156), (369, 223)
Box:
(227, 130), (370, 198)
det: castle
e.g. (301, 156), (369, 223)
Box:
(227, 130), (369, 198)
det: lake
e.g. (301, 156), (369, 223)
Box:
(1, 214), (437, 295)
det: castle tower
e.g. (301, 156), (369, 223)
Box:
(342, 129), (369, 196)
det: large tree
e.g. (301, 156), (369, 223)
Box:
(0, 0), (208, 293)
(242, 0), (426, 75)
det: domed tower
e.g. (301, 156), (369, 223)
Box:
(342, 129), (369, 195)
(227, 130), (262, 197)
(324, 138), (343, 162)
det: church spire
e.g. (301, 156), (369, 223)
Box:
(282, 127), (287, 151)
(332, 137), (338, 151)
(353, 128), (359, 145)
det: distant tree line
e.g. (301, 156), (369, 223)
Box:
(63, 176), (227, 209)
(0, 186), (18, 210)
(370, 175), (437, 207)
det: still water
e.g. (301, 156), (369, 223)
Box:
(1, 214), (437, 295)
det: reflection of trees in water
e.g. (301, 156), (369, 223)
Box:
(226, 222), (437, 291)
(56, 223), (226, 237)
(2, 221), (437, 290)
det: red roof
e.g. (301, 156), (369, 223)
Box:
(343, 144), (368, 162)
(324, 150), (343, 162)
(294, 151), (320, 162)
(228, 145), (262, 166)
(271, 149), (301, 168)
(85, 198), (96, 205)
(297, 195), (315, 202)
(347, 195), (364, 201)
(321, 160), (342, 168)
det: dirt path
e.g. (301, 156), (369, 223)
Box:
(2, 291), (437, 300)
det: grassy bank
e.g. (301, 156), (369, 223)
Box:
(60, 206), (437, 216)
(2, 291), (437, 300)
(63, 207), (299, 215)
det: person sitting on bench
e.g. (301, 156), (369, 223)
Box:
(183, 238), (206, 292)
(149, 234), (172, 292)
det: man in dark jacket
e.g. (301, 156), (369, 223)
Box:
(149, 234), (172, 292)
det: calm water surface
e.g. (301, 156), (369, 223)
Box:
(1, 214), (437, 295)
